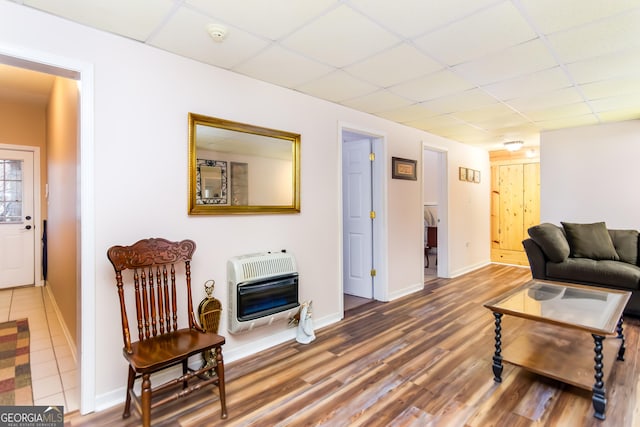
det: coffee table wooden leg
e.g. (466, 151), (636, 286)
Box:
(592, 334), (606, 420)
(492, 312), (503, 383)
(616, 316), (626, 361)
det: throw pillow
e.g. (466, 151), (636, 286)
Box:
(561, 222), (620, 261)
(527, 223), (570, 262)
(609, 229), (639, 265)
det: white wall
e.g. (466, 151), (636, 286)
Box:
(541, 120), (640, 229)
(0, 1), (491, 410)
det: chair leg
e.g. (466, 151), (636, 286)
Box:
(182, 359), (188, 389)
(141, 373), (152, 427)
(214, 346), (228, 419)
(123, 366), (135, 419)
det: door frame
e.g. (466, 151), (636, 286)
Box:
(339, 122), (388, 314)
(0, 144), (41, 286)
(0, 45), (96, 414)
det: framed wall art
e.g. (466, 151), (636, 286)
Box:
(392, 157), (417, 180)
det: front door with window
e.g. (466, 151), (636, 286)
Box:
(0, 149), (35, 288)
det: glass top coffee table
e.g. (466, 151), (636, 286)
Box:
(484, 280), (631, 420)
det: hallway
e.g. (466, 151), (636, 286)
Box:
(0, 285), (79, 412)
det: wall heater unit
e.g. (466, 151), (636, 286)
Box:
(227, 251), (299, 334)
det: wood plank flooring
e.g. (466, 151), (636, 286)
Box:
(65, 264), (640, 426)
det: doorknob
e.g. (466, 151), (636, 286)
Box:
(25, 215), (31, 220)
(25, 225), (32, 230)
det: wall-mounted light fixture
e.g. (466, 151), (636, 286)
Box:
(504, 140), (523, 152)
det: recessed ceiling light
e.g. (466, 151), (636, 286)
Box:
(206, 24), (228, 42)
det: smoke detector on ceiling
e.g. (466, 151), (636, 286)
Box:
(207, 24), (228, 42)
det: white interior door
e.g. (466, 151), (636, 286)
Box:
(0, 149), (35, 288)
(342, 138), (373, 298)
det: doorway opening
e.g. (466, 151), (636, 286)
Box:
(340, 125), (387, 314)
(422, 145), (448, 281)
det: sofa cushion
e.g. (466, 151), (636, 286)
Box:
(546, 258), (640, 291)
(609, 229), (639, 265)
(561, 222), (619, 261)
(528, 223), (570, 262)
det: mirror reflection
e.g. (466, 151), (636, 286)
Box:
(188, 113), (300, 215)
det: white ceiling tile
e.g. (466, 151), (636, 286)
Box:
(598, 108), (640, 121)
(566, 49), (640, 84)
(547, 9), (640, 64)
(404, 114), (465, 131)
(452, 40), (557, 85)
(341, 90), (413, 113)
(414, 2), (537, 66)
(419, 89), (498, 114)
(345, 44), (443, 88)
(482, 67), (572, 100)
(280, 4), (400, 68)
(233, 45), (333, 88)
(375, 104), (441, 123)
(506, 87), (584, 112)
(350, 0), (498, 38)
(468, 112), (532, 130)
(388, 69), (475, 102)
(149, 7), (270, 69)
(579, 76), (640, 100)
(520, 0), (640, 35)
(185, 0), (338, 40)
(453, 103), (518, 122)
(23, 0), (175, 41)
(536, 115), (600, 130)
(590, 93), (640, 112)
(295, 70), (377, 102)
(525, 103), (593, 122)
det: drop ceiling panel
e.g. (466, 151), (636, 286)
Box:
(350, 0), (499, 38)
(580, 76), (640, 100)
(389, 69), (475, 102)
(452, 40), (557, 86)
(149, 7), (270, 70)
(295, 70), (377, 102)
(452, 103), (519, 122)
(469, 112), (531, 130)
(185, 0), (338, 40)
(525, 103), (593, 122)
(374, 104), (441, 123)
(547, 9), (640, 64)
(23, 0), (175, 41)
(590, 94), (640, 112)
(536, 115), (599, 130)
(341, 90), (413, 113)
(233, 45), (333, 88)
(598, 108), (640, 121)
(345, 44), (443, 88)
(280, 4), (400, 68)
(520, 0), (640, 35)
(404, 113), (465, 131)
(414, 2), (536, 66)
(566, 49), (640, 84)
(482, 67), (571, 101)
(507, 87), (584, 112)
(419, 89), (498, 115)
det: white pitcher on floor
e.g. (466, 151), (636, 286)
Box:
(296, 301), (316, 344)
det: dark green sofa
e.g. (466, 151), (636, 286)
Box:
(522, 222), (640, 317)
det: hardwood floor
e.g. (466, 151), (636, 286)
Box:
(65, 264), (640, 426)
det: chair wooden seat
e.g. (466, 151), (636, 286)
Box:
(126, 329), (225, 372)
(107, 238), (227, 427)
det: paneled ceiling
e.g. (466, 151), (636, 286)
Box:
(6, 0), (640, 150)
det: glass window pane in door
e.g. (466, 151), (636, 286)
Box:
(0, 159), (23, 223)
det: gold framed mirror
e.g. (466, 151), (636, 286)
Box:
(188, 113), (300, 215)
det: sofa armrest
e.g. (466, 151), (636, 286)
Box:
(523, 238), (548, 279)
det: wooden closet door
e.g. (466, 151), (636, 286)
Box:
(498, 164), (524, 251)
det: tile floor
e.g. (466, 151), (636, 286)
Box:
(0, 285), (79, 413)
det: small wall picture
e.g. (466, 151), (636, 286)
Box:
(466, 169), (475, 182)
(474, 170), (481, 183)
(459, 167), (467, 181)
(392, 157), (417, 180)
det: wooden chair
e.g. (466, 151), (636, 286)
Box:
(107, 238), (227, 427)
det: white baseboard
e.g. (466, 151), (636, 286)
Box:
(94, 311), (343, 412)
(44, 284), (78, 363)
(387, 283), (424, 301)
(450, 260), (491, 278)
